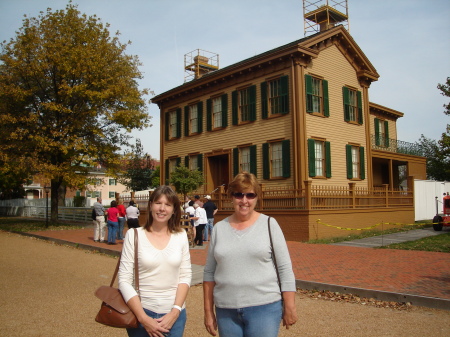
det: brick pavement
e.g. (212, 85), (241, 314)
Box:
(27, 227), (450, 309)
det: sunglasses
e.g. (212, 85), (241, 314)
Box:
(232, 192), (257, 200)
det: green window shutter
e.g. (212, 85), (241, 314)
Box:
(197, 101), (203, 133)
(280, 75), (289, 115)
(176, 157), (181, 167)
(343, 87), (350, 122)
(384, 121), (389, 147)
(307, 138), (316, 177)
(262, 143), (270, 180)
(305, 74), (313, 113)
(232, 90), (238, 125)
(222, 94), (228, 127)
(346, 145), (353, 179)
(176, 108), (182, 138)
(282, 139), (291, 178)
(233, 148), (239, 177)
(250, 145), (257, 176)
(165, 112), (169, 140)
(360, 147), (365, 180)
(374, 118), (380, 146)
(206, 99), (212, 131)
(184, 106), (189, 136)
(325, 141), (332, 178)
(323, 79), (329, 117)
(261, 81), (268, 119)
(184, 156), (189, 167)
(197, 154), (203, 172)
(165, 159), (170, 183)
(357, 91), (363, 125)
(249, 85), (257, 121)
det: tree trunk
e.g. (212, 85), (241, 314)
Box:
(50, 178), (63, 223)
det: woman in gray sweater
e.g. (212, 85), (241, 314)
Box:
(203, 172), (297, 337)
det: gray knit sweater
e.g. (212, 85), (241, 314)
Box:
(203, 214), (296, 308)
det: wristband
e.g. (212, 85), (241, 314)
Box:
(172, 305), (182, 312)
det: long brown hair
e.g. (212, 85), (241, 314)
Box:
(145, 185), (182, 233)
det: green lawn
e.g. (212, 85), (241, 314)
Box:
(379, 232), (450, 253)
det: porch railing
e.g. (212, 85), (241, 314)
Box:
(370, 135), (423, 157)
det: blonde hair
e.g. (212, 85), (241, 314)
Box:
(227, 171), (261, 198)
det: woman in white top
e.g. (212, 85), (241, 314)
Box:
(119, 185), (192, 337)
(126, 200), (140, 229)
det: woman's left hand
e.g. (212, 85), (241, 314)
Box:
(155, 309), (180, 331)
(282, 305), (298, 329)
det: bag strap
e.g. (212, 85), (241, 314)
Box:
(268, 216), (281, 292)
(109, 228), (139, 295)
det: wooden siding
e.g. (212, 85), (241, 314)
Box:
(305, 45), (368, 187)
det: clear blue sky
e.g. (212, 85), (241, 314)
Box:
(1, 0), (449, 159)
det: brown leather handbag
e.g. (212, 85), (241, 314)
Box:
(95, 228), (140, 328)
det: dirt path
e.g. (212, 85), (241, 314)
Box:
(0, 231), (448, 336)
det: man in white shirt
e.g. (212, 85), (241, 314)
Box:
(192, 203), (207, 246)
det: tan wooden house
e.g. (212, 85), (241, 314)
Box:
(152, 25), (426, 241)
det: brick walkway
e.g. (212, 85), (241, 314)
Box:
(28, 227), (450, 308)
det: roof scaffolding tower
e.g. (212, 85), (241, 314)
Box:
(303, 0), (349, 36)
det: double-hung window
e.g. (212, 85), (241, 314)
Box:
(307, 139), (331, 178)
(233, 146), (256, 176)
(343, 87), (363, 124)
(184, 154), (203, 172)
(261, 76), (289, 118)
(305, 74), (329, 116)
(232, 86), (256, 125)
(164, 157), (181, 182)
(165, 109), (181, 140)
(109, 192), (115, 198)
(374, 118), (389, 147)
(109, 179), (116, 186)
(262, 140), (291, 179)
(346, 144), (365, 180)
(207, 94), (228, 130)
(184, 102), (203, 136)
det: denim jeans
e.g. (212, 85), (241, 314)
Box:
(203, 218), (214, 241)
(117, 217), (126, 239)
(126, 307), (186, 337)
(107, 220), (118, 243)
(215, 300), (282, 337)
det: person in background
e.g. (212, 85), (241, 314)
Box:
(202, 195), (218, 242)
(194, 195), (203, 208)
(117, 199), (126, 240)
(126, 200), (140, 229)
(203, 172), (297, 337)
(106, 200), (119, 245)
(192, 203), (207, 247)
(93, 197), (107, 243)
(118, 185), (192, 337)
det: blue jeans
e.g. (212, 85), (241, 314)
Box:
(117, 217), (126, 239)
(203, 218), (214, 241)
(126, 307), (186, 337)
(107, 220), (118, 243)
(216, 300), (282, 337)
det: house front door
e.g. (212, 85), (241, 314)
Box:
(206, 154), (229, 194)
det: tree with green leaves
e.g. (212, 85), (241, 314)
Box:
(150, 166), (161, 188)
(169, 165), (204, 207)
(119, 139), (154, 192)
(417, 77), (450, 181)
(0, 4), (151, 221)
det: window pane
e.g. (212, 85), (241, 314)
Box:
(348, 90), (357, 122)
(189, 156), (198, 171)
(351, 146), (359, 178)
(311, 78), (322, 114)
(271, 142), (283, 177)
(212, 97), (222, 128)
(170, 111), (177, 138)
(269, 79), (281, 115)
(240, 147), (250, 172)
(190, 105), (198, 134)
(314, 141), (324, 176)
(239, 88), (250, 122)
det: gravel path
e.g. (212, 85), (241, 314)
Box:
(0, 231), (448, 337)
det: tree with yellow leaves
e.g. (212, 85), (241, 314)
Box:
(0, 3), (151, 221)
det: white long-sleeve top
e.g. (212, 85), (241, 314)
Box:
(125, 205), (139, 219)
(193, 207), (207, 227)
(118, 227), (192, 313)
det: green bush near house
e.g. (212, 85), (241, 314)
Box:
(73, 196), (86, 207)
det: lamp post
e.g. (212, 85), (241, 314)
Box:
(44, 185), (50, 227)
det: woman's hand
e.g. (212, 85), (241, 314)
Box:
(204, 311), (218, 336)
(282, 292), (298, 329)
(140, 315), (170, 337)
(155, 309), (180, 331)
